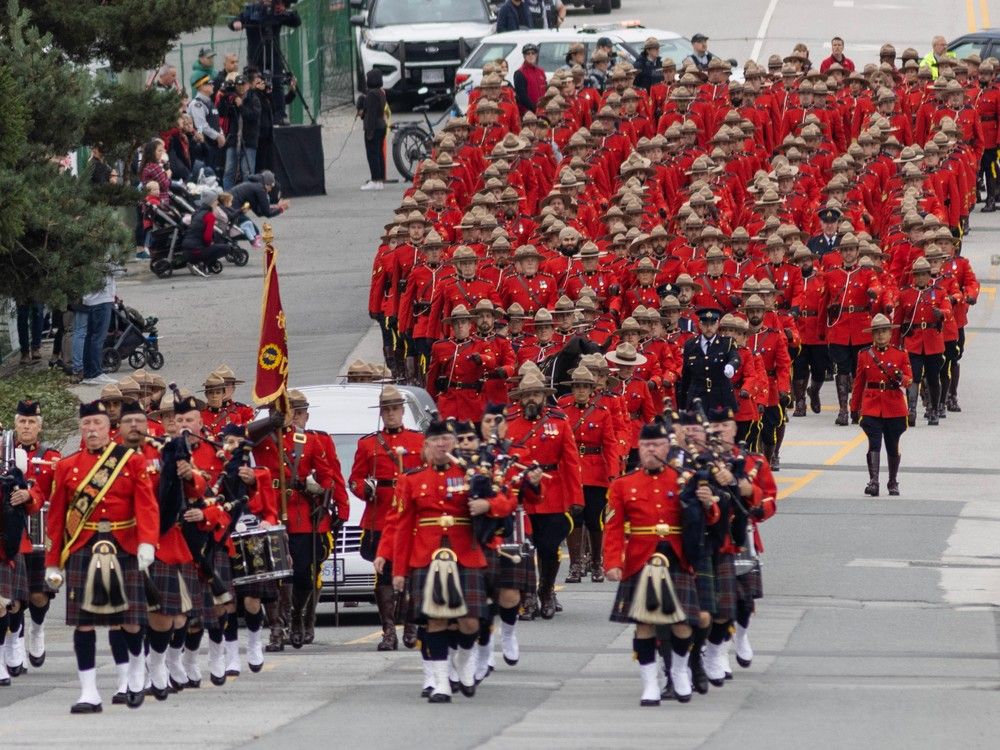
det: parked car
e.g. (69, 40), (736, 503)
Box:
(350, 0), (495, 97)
(267, 383), (436, 604)
(947, 30), (1000, 61)
(453, 25), (698, 109)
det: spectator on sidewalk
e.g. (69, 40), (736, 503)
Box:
(190, 47), (216, 93)
(219, 74), (262, 189)
(151, 63), (183, 94)
(514, 43), (547, 115)
(214, 52), (240, 93)
(139, 138), (172, 206)
(820, 36), (855, 72)
(357, 69), (388, 191)
(497, 0), (531, 32)
(188, 75), (226, 171)
(16, 301), (44, 365)
(89, 143), (113, 185)
(181, 189), (233, 275)
(72, 273), (117, 385)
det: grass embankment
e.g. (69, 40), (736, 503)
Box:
(0, 368), (80, 442)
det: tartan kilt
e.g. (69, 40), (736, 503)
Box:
(0, 554), (29, 604)
(25, 550), (55, 597)
(695, 554), (717, 615)
(199, 548), (236, 613)
(234, 575), (279, 603)
(735, 562), (764, 606)
(64, 535), (146, 627)
(713, 553), (738, 621)
(148, 559), (200, 617)
(609, 566), (700, 627)
(484, 547), (537, 595)
(408, 563), (489, 624)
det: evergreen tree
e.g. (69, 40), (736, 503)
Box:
(0, 0), (222, 307)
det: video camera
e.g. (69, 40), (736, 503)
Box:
(242, 0), (297, 24)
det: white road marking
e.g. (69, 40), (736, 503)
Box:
(939, 500), (1000, 607)
(749, 0), (781, 62)
(832, 0), (854, 7)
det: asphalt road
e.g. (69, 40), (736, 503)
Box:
(6, 1), (1000, 748)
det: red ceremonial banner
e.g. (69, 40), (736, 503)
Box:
(252, 236), (290, 410)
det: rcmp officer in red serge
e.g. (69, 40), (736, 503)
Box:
(425, 304), (496, 420)
(213, 364), (256, 425)
(253, 389), (340, 649)
(7, 399), (61, 674)
(677, 306), (741, 414)
(42, 400), (159, 713)
(348, 385), (424, 651)
(504, 373), (584, 620)
(604, 420), (718, 706)
(556, 366), (619, 584)
(851, 314), (914, 497)
(391, 419), (512, 703)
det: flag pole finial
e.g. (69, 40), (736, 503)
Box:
(263, 222), (274, 245)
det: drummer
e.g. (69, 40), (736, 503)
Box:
(219, 424), (280, 676)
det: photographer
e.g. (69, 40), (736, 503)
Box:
(249, 67), (297, 172)
(230, 1), (301, 125)
(228, 170), (290, 246)
(218, 74), (262, 189)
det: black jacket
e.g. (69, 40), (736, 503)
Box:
(634, 52), (663, 91)
(807, 233), (841, 258)
(230, 6), (301, 73)
(218, 91), (262, 149)
(678, 334), (741, 413)
(230, 178), (282, 218)
(496, 0), (530, 32)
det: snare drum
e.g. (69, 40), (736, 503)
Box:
(28, 504), (48, 552)
(230, 523), (293, 586)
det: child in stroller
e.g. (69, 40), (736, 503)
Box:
(102, 300), (163, 373)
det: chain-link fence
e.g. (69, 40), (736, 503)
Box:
(170, 0), (356, 123)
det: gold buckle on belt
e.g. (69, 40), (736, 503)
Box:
(82, 519), (136, 532)
(272, 479), (281, 489)
(654, 523), (671, 536)
(438, 514), (455, 528)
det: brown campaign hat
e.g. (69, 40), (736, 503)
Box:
(864, 313), (898, 332)
(288, 389), (310, 410)
(605, 342), (647, 367)
(559, 365), (596, 388)
(674, 273), (701, 291)
(202, 372), (227, 392)
(616, 317), (644, 335)
(372, 385), (407, 408)
(473, 298), (497, 314)
(514, 244), (543, 261)
(214, 364), (244, 385)
(744, 294), (766, 310)
(511, 372), (555, 398)
(99, 384), (123, 402)
(451, 245), (478, 262)
(445, 304), (476, 322)
(533, 308), (555, 326)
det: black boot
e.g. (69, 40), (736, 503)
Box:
(926, 377), (940, 426)
(947, 363), (961, 411)
(375, 585), (398, 651)
(564, 527), (584, 583)
(834, 374), (851, 426)
(537, 560), (559, 620)
(382, 346), (397, 379)
(887, 453), (901, 495)
(589, 528), (605, 583)
(772, 423), (785, 472)
(807, 378), (822, 414)
(792, 379), (807, 417)
(689, 630), (709, 695)
(864, 451), (880, 497)
(659, 639), (675, 700)
(265, 600), (285, 652)
(906, 384), (918, 427)
(518, 591), (538, 621)
(289, 590), (308, 649)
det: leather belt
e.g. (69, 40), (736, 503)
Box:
(865, 382), (896, 390)
(82, 519), (137, 532)
(538, 463), (558, 471)
(798, 311), (818, 317)
(844, 305), (868, 313)
(579, 446), (603, 455)
(906, 322), (937, 331)
(417, 515), (471, 528)
(376, 479), (397, 488)
(449, 382), (481, 389)
(627, 523), (681, 536)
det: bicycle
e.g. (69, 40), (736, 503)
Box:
(390, 83), (469, 182)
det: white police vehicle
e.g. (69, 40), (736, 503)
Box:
(270, 383), (436, 604)
(453, 24), (697, 109)
(350, 0), (495, 97)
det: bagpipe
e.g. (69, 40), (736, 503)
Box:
(0, 430), (29, 561)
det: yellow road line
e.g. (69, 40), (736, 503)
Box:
(779, 433), (868, 500)
(980, 285), (995, 297)
(968, 0), (978, 31)
(823, 433), (867, 465)
(981, 0), (992, 28)
(778, 470), (822, 500)
(784, 439), (851, 447)
(345, 630), (384, 645)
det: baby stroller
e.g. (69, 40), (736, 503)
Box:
(102, 300), (163, 373)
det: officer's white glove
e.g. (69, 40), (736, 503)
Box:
(304, 473), (324, 496)
(137, 543), (156, 573)
(724, 364), (735, 379)
(45, 567), (64, 590)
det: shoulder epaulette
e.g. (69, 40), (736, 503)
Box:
(403, 464), (426, 475)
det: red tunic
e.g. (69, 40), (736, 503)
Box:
(505, 409), (583, 515)
(348, 428), (425, 532)
(556, 396), (619, 487)
(850, 345), (913, 418)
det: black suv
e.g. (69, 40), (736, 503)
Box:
(948, 30), (1000, 60)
